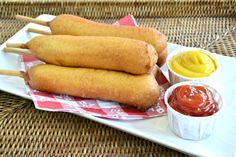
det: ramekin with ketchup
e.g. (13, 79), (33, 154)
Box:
(164, 81), (223, 140)
(166, 48), (219, 85)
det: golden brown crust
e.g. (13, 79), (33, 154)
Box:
(146, 44), (158, 69)
(49, 14), (167, 55)
(27, 35), (157, 75)
(28, 64), (160, 110)
(157, 46), (168, 67)
(151, 65), (161, 80)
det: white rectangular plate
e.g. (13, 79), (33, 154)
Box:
(1, 14), (236, 157)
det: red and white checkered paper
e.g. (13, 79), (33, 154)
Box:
(21, 15), (170, 120)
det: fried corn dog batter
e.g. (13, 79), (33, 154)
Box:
(157, 47), (168, 66)
(48, 14), (167, 66)
(25, 35), (157, 74)
(26, 64), (160, 110)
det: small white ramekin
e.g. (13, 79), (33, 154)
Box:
(166, 47), (219, 85)
(164, 81), (223, 140)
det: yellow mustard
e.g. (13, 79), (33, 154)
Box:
(169, 50), (217, 78)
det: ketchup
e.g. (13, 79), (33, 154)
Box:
(168, 85), (218, 116)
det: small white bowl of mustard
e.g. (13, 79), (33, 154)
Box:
(166, 48), (218, 85)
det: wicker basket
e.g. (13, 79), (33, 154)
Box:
(1, 0), (236, 19)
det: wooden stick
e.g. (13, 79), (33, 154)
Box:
(16, 15), (49, 27)
(0, 69), (24, 78)
(27, 28), (52, 35)
(6, 43), (27, 49)
(3, 47), (33, 56)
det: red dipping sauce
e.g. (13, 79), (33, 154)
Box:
(168, 85), (219, 117)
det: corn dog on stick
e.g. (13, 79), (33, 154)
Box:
(16, 14), (167, 66)
(0, 65), (160, 110)
(26, 64), (160, 110)
(26, 26), (167, 66)
(5, 35), (158, 75)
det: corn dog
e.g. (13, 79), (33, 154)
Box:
(22, 64), (159, 110)
(158, 47), (168, 66)
(5, 35), (158, 75)
(16, 14), (168, 66)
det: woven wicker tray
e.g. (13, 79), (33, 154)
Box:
(0, 0), (235, 156)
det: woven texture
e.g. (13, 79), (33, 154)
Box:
(1, 0), (236, 19)
(0, 0), (236, 156)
